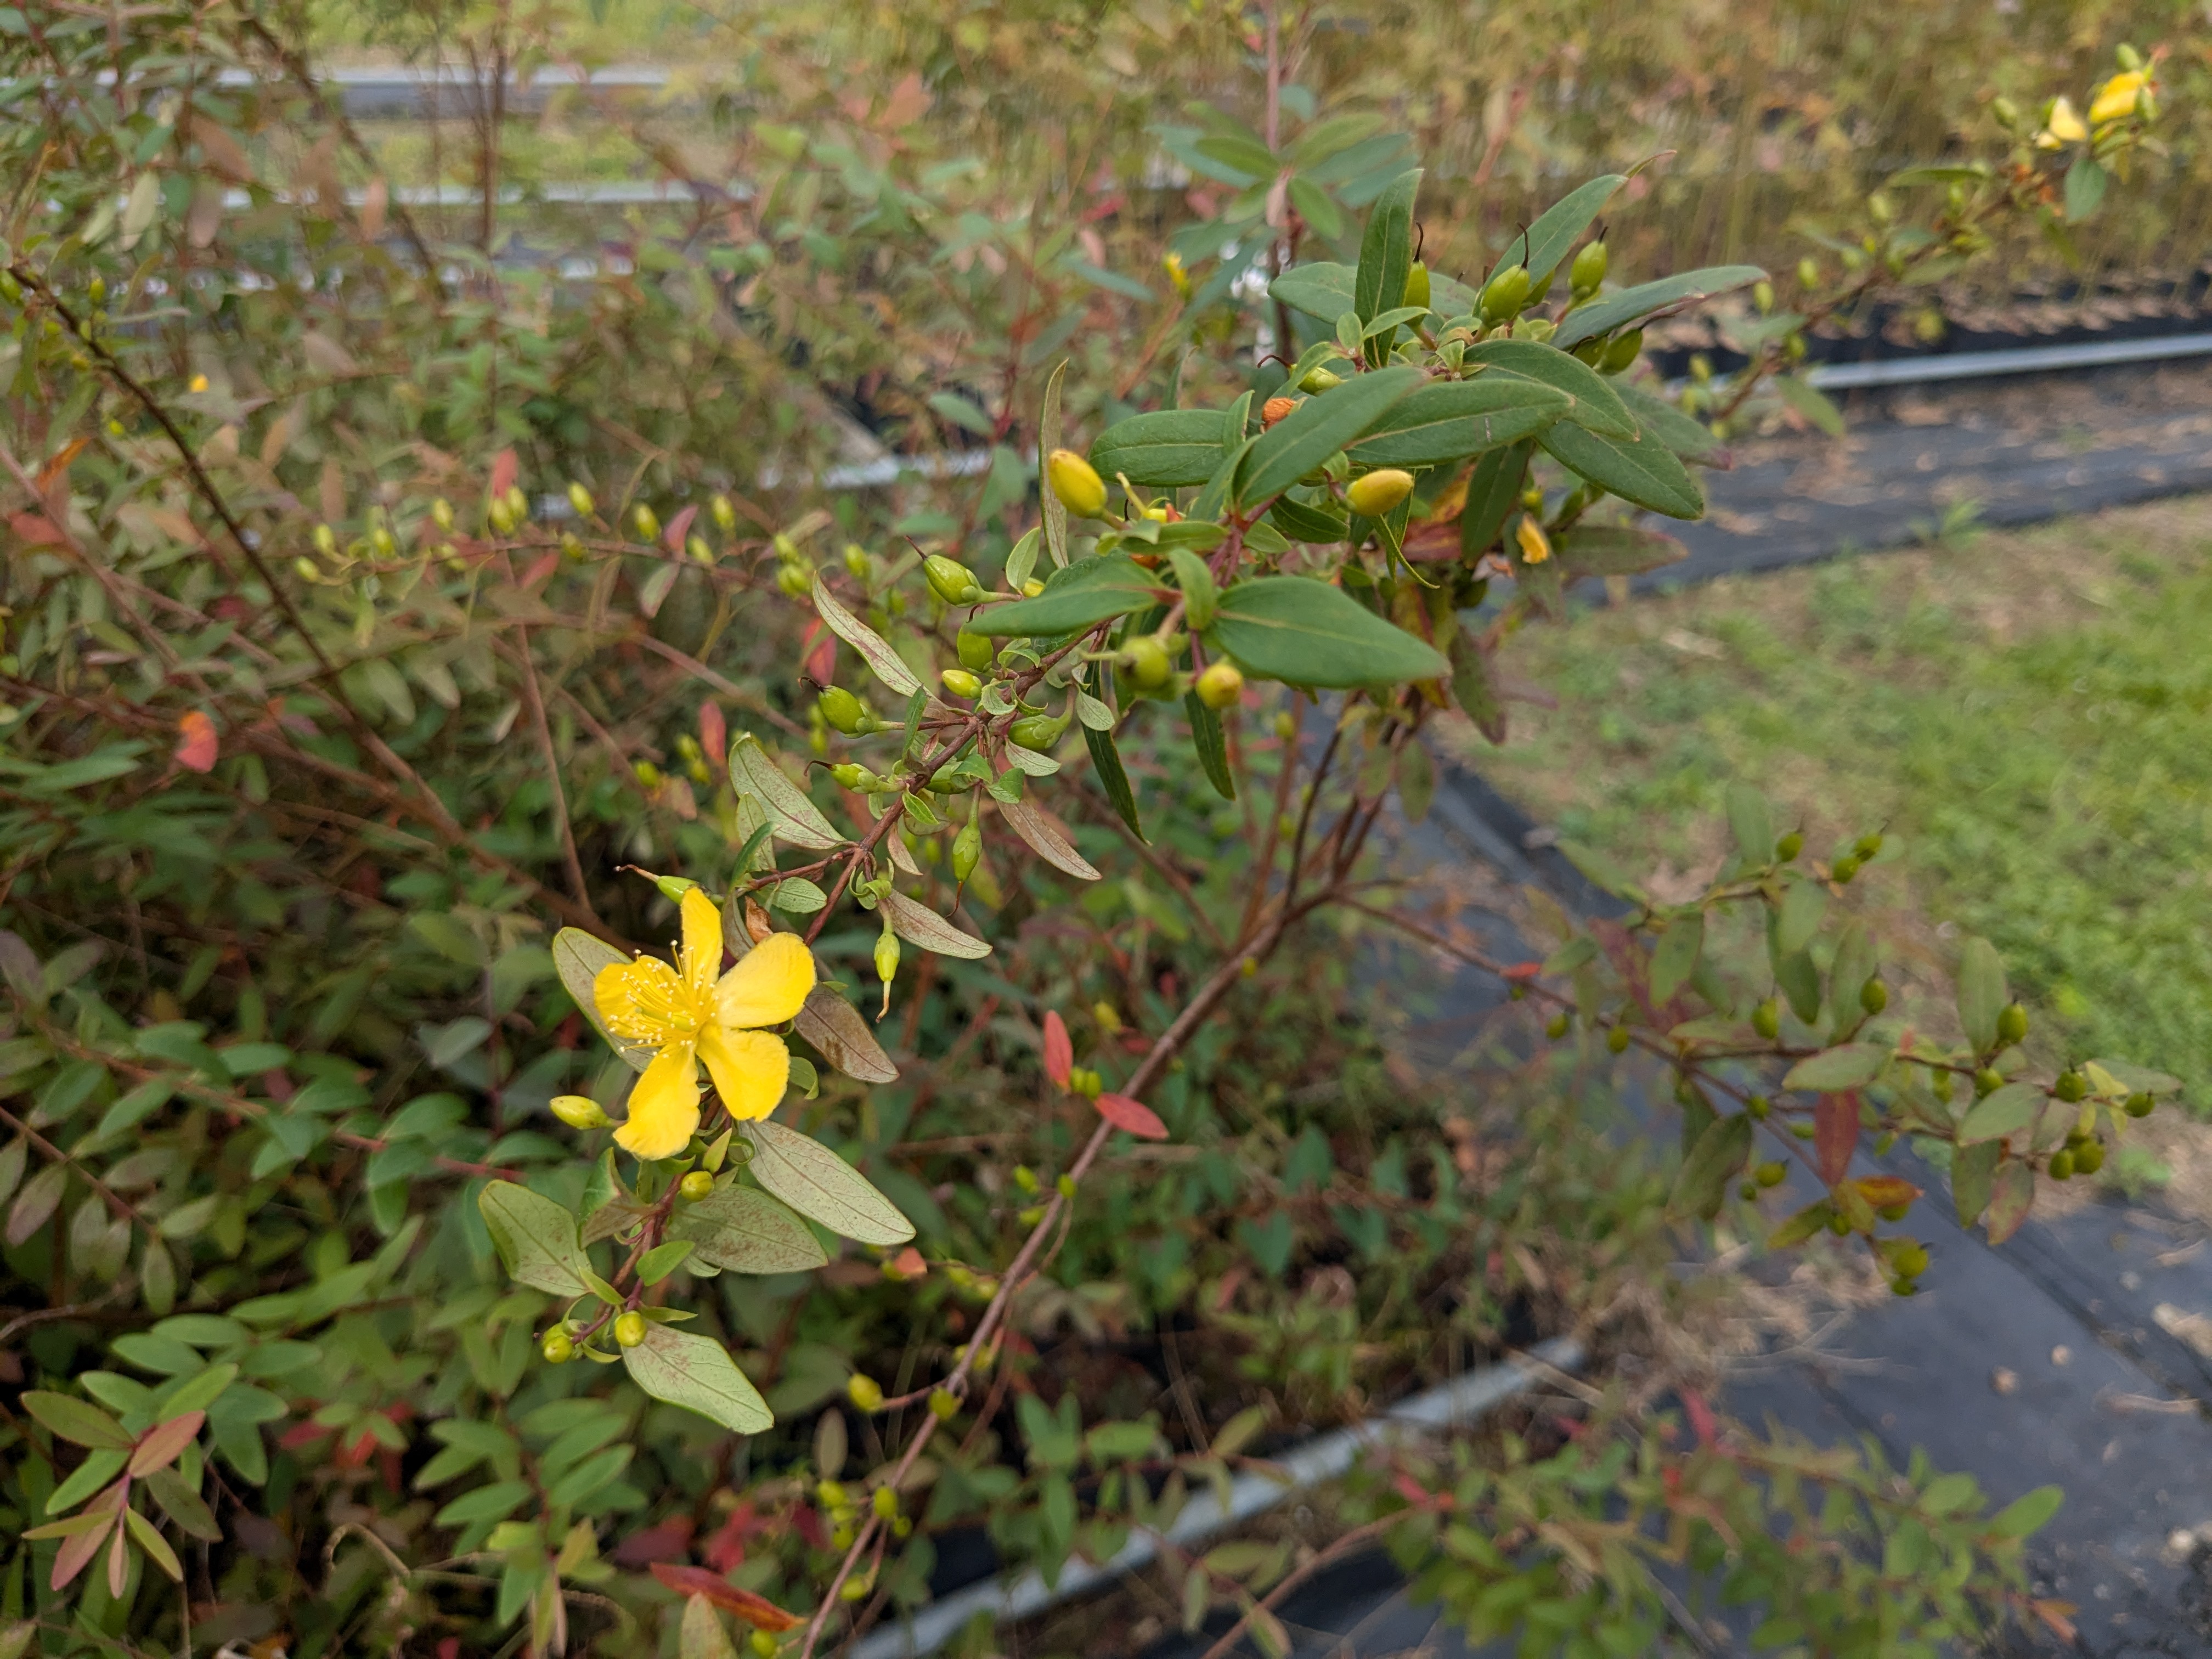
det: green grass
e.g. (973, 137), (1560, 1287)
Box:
(1455, 500), (2212, 1099)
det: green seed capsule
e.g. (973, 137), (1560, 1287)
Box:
(1740, 1180), (1759, 1201)
(1124, 635), (1172, 690)
(818, 686), (868, 734)
(1827, 1213), (1851, 1236)
(2055, 1070), (2086, 1103)
(1402, 261), (1430, 311)
(952, 817), (981, 883)
(2047, 1149), (2074, 1181)
(1996, 1002), (2029, 1046)
(633, 504), (661, 542)
(568, 481), (595, 517)
(2125, 1091), (2155, 1118)
(1747, 1094), (1771, 1120)
(1755, 1161), (1786, 1188)
(929, 1388), (959, 1420)
(848, 1373), (885, 1413)
(1197, 661), (1244, 709)
(1775, 831), (1804, 861)
(957, 630), (994, 672)
(924, 555), (981, 605)
(1752, 999), (1780, 1040)
(613, 1311), (647, 1347)
(1797, 257), (1820, 290)
(1974, 1066), (2004, 1096)
(1570, 239), (1608, 294)
(1830, 854), (1861, 884)
(2072, 1139), (2104, 1175)
(1479, 263), (1531, 325)
(1894, 1242), (1930, 1278)
(542, 1329), (575, 1363)
(1854, 832), (1884, 860)
(1544, 1012), (1570, 1040)
(1860, 978), (1888, 1015)
(711, 494), (736, 533)
(679, 1170), (715, 1201)
(1606, 1024), (1631, 1054)
(1878, 1201), (1910, 1222)
(1599, 328), (1643, 375)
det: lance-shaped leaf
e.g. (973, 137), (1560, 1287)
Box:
(1235, 366), (1424, 508)
(1551, 264), (1768, 349)
(554, 928), (654, 1071)
(1616, 383), (1731, 466)
(477, 1181), (591, 1298)
(1671, 1111), (1752, 1220)
(21, 1392), (133, 1451)
(666, 1184), (828, 1274)
(1268, 261), (1356, 321)
(1353, 169), (1421, 336)
(1184, 691), (1235, 800)
(1540, 422), (1703, 520)
(879, 888), (992, 960)
(1553, 525), (1690, 579)
(129, 1411), (205, 1477)
(1460, 440), (1532, 558)
(1084, 724), (1144, 840)
(795, 986), (898, 1084)
(621, 1325), (772, 1435)
(1346, 377), (1571, 469)
(811, 577), (919, 697)
(997, 797), (1101, 881)
(729, 735), (842, 850)
(1205, 576), (1448, 689)
(1091, 409), (1228, 489)
(739, 1119), (915, 1245)
(967, 556), (1167, 639)
(1514, 173), (1627, 290)
(1040, 359), (1070, 567)
(1464, 340), (1635, 439)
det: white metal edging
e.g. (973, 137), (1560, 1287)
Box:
(848, 1335), (1585, 1659)
(1805, 330), (2212, 389)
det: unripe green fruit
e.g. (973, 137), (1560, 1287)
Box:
(1402, 261), (1430, 311)
(848, 1373), (885, 1412)
(542, 1328), (574, 1363)
(568, 481), (595, 517)
(1895, 1242), (1930, 1277)
(1047, 448), (1108, 518)
(957, 630), (994, 672)
(871, 1485), (899, 1520)
(550, 1093), (611, 1130)
(1479, 263), (1531, 325)
(633, 504), (661, 542)
(1751, 999), (1780, 1040)
(1570, 239), (1607, 294)
(2125, 1091), (2155, 1118)
(1854, 832), (1883, 860)
(689, 535), (713, 564)
(1827, 1213), (1851, 1236)
(2054, 1070), (2086, 1103)
(488, 497), (516, 535)
(712, 494), (737, 533)
(1599, 329), (1643, 374)
(613, 1311), (648, 1347)
(1740, 1180), (1759, 1201)
(952, 817), (981, 883)
(818, 686), (867, 735)
(1274, 710), (1298, 741)
(924, 555), (981, 605)
(1878, 1201), (1910, 1222)
(750, 1633), (778, 1658)
(1991, 95), (2021, 128)
(1996, 1002), (2029, 1046)
(1197, 661), (1244, 709)
(679, 1170), (715, 1201)
(828, 762), (874, 790)
(505, 485), (527, 523)
(1831, 854), (1860, 884)
(1755, 1161), (1786, 1188)
(940, 668), (982, 699)
(929, 1387), (959, 1420)
(1607, 1025), (1631, 1053)
(1299, 364), (1344, 393)
(1860, 978), (1888, 1015)
(776, 563), (812, 598)
(1346, 468), (1415, 517)
(1775, 831), (1804, 861)
(1748, 1094), (1771, 1119)
(314, 523), (338, 557)
(2072, 1139), (2104, 1175)
(1753, 280), (1775, 314)
(1125, 635), (1172, 689)
(874, 927), (900, 987)
(2047, 1149), (2074, 1181)
(1974, 1066), (2004, 1096)
(1009, 714), (1066, 751)
(1544, 1012), (1570, 1040)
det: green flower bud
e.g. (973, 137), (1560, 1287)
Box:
(1346, 468), (1415, 518)
(1752, 999), (1780, 1041)
(2073, 1139), (2104, 1175)
(957, 630), (995, 672)
(874, 926), (900, 988)
(1740, 1180), (1759, 1201)
(632, 503), (661, 543)
(2047, 1149), (2074, 1181)
(679, 1170), (715, 1201)
(613, 1311), (648, 1347)
(871, 1484), (898, 1520)
(1047, 448), (1108, 518)
(1996, 1002), (2029, 1046)
(829, 762), (876, 790)
(940, 668), (982, 699)
(1197, 661), (1244, 709)
(1124, 635), (1172, 690)
(750, 1633), (778, 1659)
(1859, 978), (1887, 1015)
(1755, 1161), (1787, 1188)
(924, 555), (982, 605)
(1298, 364), (1344, 394)
(1402, 261), (1430, 311)
(1879, 1201), (1910, 1222)
(295, 556), (320, 581)
(848, 1373), (885, 1413)
(711, 494), (736, 533)
(314, 523), (338, 557)
(1753, 280), (1775, 314)
(777, 562), (812, 598)
(952, 817), (982, 884)
(542, 1328), (575, 1363)
(1894, 1242), (1930, 1278)
(2125, 1091), (2155, 1118)
(568, 482), (595, 517)
(1827, 1212), (1850, 1236)
(1479, 263), (1531, 325)
(1830, 854), (1860, 884)
(1544, 1011), (1570, 1040)
(1569, 239), (1607, 294)
(432, 497), (455, 531)
(634, 760), (664, 789)
(929, 1387), (959, 1420)
(371, 526), (396, 558)
(1775, 831), (1803, 861)
(1009, 713), (1068, 751)
(1974, 1066), (2004, 1096)
(1599, 329), (1643, 375)
(1606, 1024), (1631, 1053)
(550, 1094), (611, 1130)
(1797, 257), (1820, 290)
(1854, 832), (1884, 860)
(489, 497), (517, 536)
(2054, 1070), (2086, 1103)
(561, 531), (586, 559)
(2117, 42), (2144, 72)
(818, 686), (867, 734)
(1748, 1094), (1771, 1119)
(688, 534), (714, 564)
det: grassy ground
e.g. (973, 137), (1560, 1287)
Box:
(1448, 496), (2212, 1113)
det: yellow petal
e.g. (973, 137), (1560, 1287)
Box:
(2089, 75), (2143, 125)
(613, 1042), (701, 1160)
(679, 886), (725, 1000)
(715, 932), (817, 1030)
(698, 1026), (789, 1122)
(2046, 95), (2087, 142)
(594, 956), (694, 1044)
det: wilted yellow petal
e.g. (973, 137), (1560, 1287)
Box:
(698, 1026), (789, 1121)
(679, 886), (724, 1000)
(2090, 72), (2145, 125)
(1515, 515), (1552, 565)
(715, 932), (816, 1030)
(594, 957), (695, 1044)
(2045, 95), (2087, 142)
(613, 1042), (701, 1159)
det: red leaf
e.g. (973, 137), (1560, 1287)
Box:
(1681, 1389), (1718, 1451)
(1042, 1011), (1072, 1089)
(804, 633), (836, 687)
(174, 710), (218, 773)
(489, 448), (518, 499)
(1814, 1091), (1859, 1186)
(664, 504), (698, 555)
(612, 1516), (693, 1567)
(1502, 961), (1542, 982)
(886, 1246), (926, 1280)
(1094, 1092), (1168, 1141)
(648, 1564), (802, 1631)
(129, 1410), (205, 1476)
(520, 551), (560, 590)
(8, 512), (65, 548)
(699, 704), (727, 775)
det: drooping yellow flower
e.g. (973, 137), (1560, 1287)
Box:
(2090, 70), (2147, 126)
(2035, 95), (2087, 148)
(594, 888), (816, 1160)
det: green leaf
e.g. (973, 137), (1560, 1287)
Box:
(45, 1448), (127, 1515)
(621, 1325), (772, 1434)
(144, 1467), (221, 1539)
(1091, 410), (1227, 489)
(1268, 261), (1356, 322)
(739, 1119), (914, 1245)
(1776, 878), (1827, 957)
(1515, 174), (1627, 289)
(1460, 441), (1532, 558)
(435, 1479), (533, 1527)
(1448, 627), (1505, 743)
(794, 985), (899, 1085)
(1951, 1140), (1999, 1226)
(1725, 784), (1773, 871)
(1553, 524), (1689, 579)
(811, 577), (919, 698)
(1235, 366), (1425, 508)
(1463, 340), (1637, 441)
(552, 928), (654, 1073)
(1774, 374), (1846, 438)
(1671, 1112), (1752, 1220)
(729, 735), (842, 851)
(1353, 170), (1421, 334)
(1267, 493), (1349, 544)
(879, 888), (991, 960)
(477, 1182), (591, 1298)
(1615, 382), (1731, 463)
(1184, 691), (1235, 800)
(1782, 1043), (1888, 1092)
(1956, 937), (2007, 1054)
(1084, 724), (1145, 840)
(1551, 264), (1768, 349)
(125, 1504), (184, 1582)
(1988, 1485), (2063, 1538)
(1346, 378), (1570, 469)
(2064, 155), (2107, 223)
(21, 1391), (133, 1450)
(1956, 1084), (2043, 1145)
(1539, 422), (1703, 520)
(1825, 920), (1878, 1036)
(1041, 358), (1069, 568)
(1205, 575), (1447, 689)
(968, 556), (1167, 638)
(667, 1184), (828, 1273)
(1165, 547), (1216, 631)
(1649, 912), (1704, 1005)
(636, 1240), (695, 1285)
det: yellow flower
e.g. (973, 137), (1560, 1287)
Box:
(593, 888), (816, 1160)
(2036, 95), (2087, 148)
(1515, 515), (1552, 565)
(2090, 71), (2146, 126)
